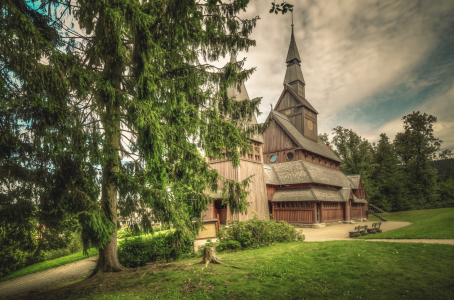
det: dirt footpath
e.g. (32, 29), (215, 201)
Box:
(0, 256), (98, 299)
(298, 221), (454, 245)
(299, 221), (411, 241)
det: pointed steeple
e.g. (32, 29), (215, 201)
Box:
(285, 28), (302, 63)
(283, 22), (305, 98)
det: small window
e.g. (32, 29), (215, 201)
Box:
(270, 155), (277, 163)
(291, 202), (295, 208)
(296, 202), (300, 208)
(277, 202), (280, 208)
(287, 152), (294, 160)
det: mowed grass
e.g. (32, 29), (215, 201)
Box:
(25, 241), (454, 300)
(0, 248), (99, 282)
(360, 208), (454, 239)
(2, 229), (174, 282)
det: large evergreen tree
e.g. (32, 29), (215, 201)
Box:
(1, 0), (292, 274)
(394, 111), (452, 209)
(369, 133), (409, 211)
(331, 126), (374, 176)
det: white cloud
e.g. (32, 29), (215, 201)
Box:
(231, 0), (454, 149)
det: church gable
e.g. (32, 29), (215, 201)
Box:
(262, 119), (298, 153)
(275, 89), (300, 112)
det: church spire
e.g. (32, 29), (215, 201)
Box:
(283, 20), (305, 97)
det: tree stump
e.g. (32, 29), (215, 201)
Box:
(201, 246), (221, 268)
(200, 246), (241, 269)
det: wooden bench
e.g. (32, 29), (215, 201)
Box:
(373, 222), (382, 233)
(349, 225), (368, 238)
(367, 223), (378, 234)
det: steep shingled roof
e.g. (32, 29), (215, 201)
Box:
(271, 111), (341, 162)
(346, 175), (361, 189)
(286, 30), (302, 63)
(285, 85), (317, 113)
(264, 160), (352, 187)
(272, 188), (347, 202)
(284, 63), (305, 85)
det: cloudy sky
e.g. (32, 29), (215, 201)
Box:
(220, 0), (454, 150)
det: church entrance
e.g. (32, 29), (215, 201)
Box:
(214, 199), (228, 225)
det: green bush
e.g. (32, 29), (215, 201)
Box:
(217, 213), (304, 249)
(0, 223), (42, 278)
(216, 240), (242, 252)
(117, 232), (193, 268)
(117, 227), (141, 239)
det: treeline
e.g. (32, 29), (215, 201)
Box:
(322, 111), (454, 211)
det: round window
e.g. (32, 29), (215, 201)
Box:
(270, 155), (277, 163)
(286, 152), (294, 160)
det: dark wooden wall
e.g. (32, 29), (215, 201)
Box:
(262, 121), (297, 153)
(321, 202), (344, 222)
(272, 202), (315, 223)
(263, 148), (341, 170)
(303, 107), (317, 141)
(350, 203), (365, 219)
(273, 91), (318, 141)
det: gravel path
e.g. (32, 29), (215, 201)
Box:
(299, 221), (412, 241)
(0, 256), (98, 299)
(298, 221), (454, 245)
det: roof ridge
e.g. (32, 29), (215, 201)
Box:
(300, 161), (314, 183)
(272, 113), (302, 147)
(272, 110), (289, 121)
(309, 188), (317, 200)
(285, 85), (318, 114)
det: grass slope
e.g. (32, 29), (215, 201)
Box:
(0, 248), (99, 282)
(1, 230), (174, 282)
(361, 208), (454, 239)
(24, 241), (454, 300)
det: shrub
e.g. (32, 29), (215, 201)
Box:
(0, 223), (42, 278)
(117, 227), (141, 239)
(216, 240), (242, 252)
(217, 213), (304, 249)
(117, 232), (193, 268)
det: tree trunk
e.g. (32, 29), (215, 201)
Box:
(92, 103), (124, 275)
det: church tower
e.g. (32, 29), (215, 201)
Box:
(202, 54), (269, 224)
(262, 24), (369, 224)
(268, 27), (319, 142)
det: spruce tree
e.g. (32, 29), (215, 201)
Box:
(370, 133), (409, 211)
(1, 0), (292, 274)
(394, 111), (452, 209)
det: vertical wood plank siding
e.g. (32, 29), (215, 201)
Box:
(350, 204), (365, 219)
(262, 121), (297, 153)
(321, 202), (345, 222)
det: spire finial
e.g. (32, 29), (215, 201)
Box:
(291, 10), (294, 31)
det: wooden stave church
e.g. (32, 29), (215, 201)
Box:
(202, 26), (368, 225)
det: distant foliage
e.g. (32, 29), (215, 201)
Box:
(0, 223), (42, 278)
(117, 233), (193, 268)
(217, 214), (305, 249)
(330, 111), (454, 211)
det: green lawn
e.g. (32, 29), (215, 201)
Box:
(2, 230), (174, 282)
(360, 207), (454, 239)
(25, 241), (454, 300)
(0, 248), (99, 282)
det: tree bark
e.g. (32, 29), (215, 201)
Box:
(92, 103), (124, 275)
